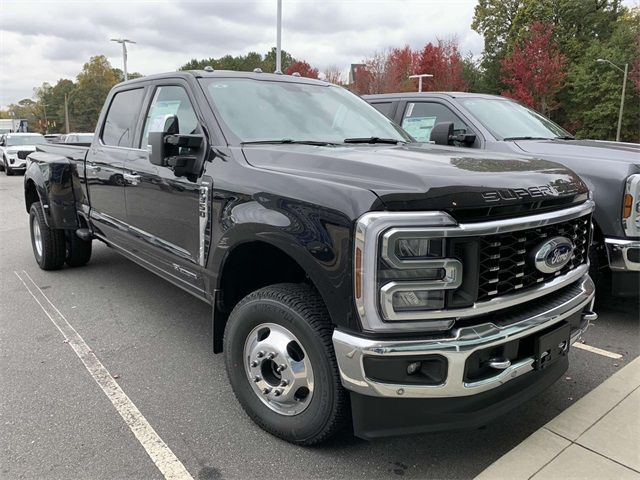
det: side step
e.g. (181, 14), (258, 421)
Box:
(75, 228), (94, 241)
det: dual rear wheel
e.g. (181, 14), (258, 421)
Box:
(29, 201), (92, 270)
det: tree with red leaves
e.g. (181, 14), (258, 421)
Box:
(414, 39), (467, 91)
(385, 45), (418, 92)
(285, 60), (319, 79)
(500, 22), (566, 115)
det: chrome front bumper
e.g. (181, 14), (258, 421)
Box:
(605, 238), (640, 271)
(333, 275), (595, 399)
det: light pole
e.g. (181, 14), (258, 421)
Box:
(597, 58), (628, 142)
(275, 0), (282, 73)
(409, 73), (433, 92)
(110, 38), (136, 81)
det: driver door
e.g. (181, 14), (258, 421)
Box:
(123, 82), (206, 296)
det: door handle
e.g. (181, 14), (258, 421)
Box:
(85, 163), (101, 172)
(123, 173), (141, 185)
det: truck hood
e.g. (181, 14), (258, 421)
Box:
(242, 143), (588, 215)
(513, 139), (640, 166)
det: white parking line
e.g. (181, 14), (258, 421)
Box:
(573, 342), (623, 359)
(14, 270), (194, 480)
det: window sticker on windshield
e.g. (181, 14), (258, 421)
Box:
(402, 116), (436, 142)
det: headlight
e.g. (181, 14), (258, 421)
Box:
(353, 211), (462, 332)
(622, 174), (640, 237)
(379, 231), (462, 319)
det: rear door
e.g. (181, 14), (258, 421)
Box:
(122, 81), (207, 295)
(87, 87), (145, 243)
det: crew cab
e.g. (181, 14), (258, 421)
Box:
(366, 92), (640, 297)
(24, 71), (596, 444)
(1, 132), (47, 175)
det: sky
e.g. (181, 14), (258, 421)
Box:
(0, 0), (488, 107)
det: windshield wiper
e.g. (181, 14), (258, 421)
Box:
(553, 135), (576, 140)
(502, 136), (554, 141)
(241, 139), (337, 146)
(343, 137), (406, 145)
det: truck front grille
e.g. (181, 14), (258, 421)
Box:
(17, 151), (29, 159)
(477, 215), (591, 302)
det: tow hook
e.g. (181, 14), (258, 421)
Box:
(582, 310), (598, 322)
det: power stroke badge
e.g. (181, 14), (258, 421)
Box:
(533, 236), (574, 274)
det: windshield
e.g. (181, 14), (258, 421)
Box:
(202, 78), (410, 144)
(460, 97), (571, 140)
(6, 135), (46, 146)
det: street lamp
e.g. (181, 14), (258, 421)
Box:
(409, 73), (433, 92)
(597, 58), (629, 142)
(275, 0), (282, 73)
(110, 38), (136, 81)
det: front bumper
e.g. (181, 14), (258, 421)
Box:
(5, 156), (26, 169)
(333, 275), (594, 400)
(605, 238), (640, 272)
(334, 275), (595, 439)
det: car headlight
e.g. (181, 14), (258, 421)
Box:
(353, 212), (461, 331)
(622, 174), (640, 237)
(379, 231), (462, 318)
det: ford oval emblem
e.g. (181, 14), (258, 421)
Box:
(533, 236), (574, 274)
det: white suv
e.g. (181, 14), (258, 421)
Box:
(0, 133), (47, 175)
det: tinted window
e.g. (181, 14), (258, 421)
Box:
(141, 86), (200, 150)
(401, 102), (469, 142)
(101, 88), (144, 147)
(371, 102), (394, 118)
(5, 134), (46, 146)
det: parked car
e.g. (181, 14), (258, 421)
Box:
(25, 71), (596, 444)
(0, 132), (47, 175)
(63, 132), (94, 144)
(365, 92), (640, 296)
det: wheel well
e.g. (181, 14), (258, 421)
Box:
(213, 241), (311, 352)
(218, 241), (308, 314)
(24, 180), (39, 213)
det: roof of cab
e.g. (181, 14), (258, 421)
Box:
(363, 92), (506, 100)
(118, 69), (332, 87)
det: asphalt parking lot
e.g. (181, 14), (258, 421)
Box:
(1, 172), (638, 480)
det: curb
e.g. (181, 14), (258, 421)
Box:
(475, 356), (640, 479)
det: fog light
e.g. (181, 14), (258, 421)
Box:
(392, 290), (445, 311)
(406, 361), (421, 375)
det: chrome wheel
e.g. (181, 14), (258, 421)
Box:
(32, 215), (43, 257)
(243, 322), (314, 416)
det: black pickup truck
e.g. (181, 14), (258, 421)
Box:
(25, 71), (596, 444)
(366, 92), (640, 297)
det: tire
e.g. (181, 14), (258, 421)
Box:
(5, 165), (13, 176)
(29, 201), (65, 270)
(0, 157), (4, 171)
(224, 283), (348, 445)
(65, 230), (92, 267)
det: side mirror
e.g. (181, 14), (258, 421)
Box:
(430, 122), (454, 145)
(453, 132), (476, 146)
(148, 115), (204, 177)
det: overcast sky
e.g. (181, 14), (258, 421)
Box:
(2, 0), (492, 107)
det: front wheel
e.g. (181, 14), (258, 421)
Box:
(224, 283), (348, 445)
(29, 202), (65, 270)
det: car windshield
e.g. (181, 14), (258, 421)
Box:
(459, 97), (571, 140)
(6, 135), (46, 146)
(202, 78), (410, 144)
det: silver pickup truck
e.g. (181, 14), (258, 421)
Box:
(366, 92), (640, 297)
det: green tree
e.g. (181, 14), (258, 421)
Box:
(180, 48), (296, 73)
(565, 10), (640, 141)
(70, 55), (119, 132)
